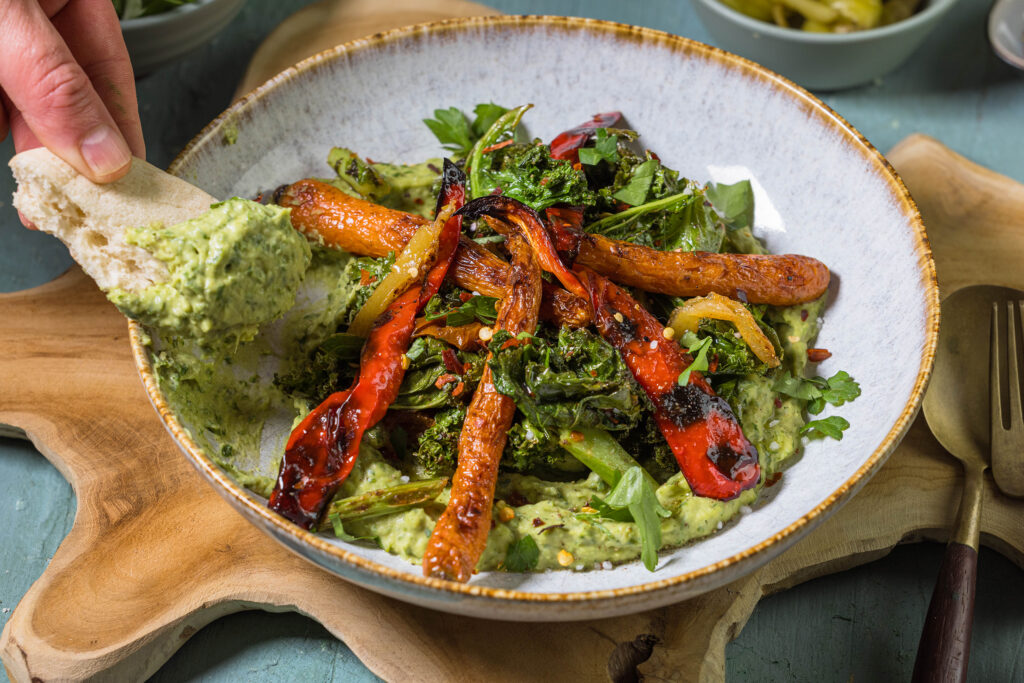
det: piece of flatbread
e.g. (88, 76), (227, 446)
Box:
(10, 148), (216, 292)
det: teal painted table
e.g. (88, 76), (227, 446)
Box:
(2, 1), (1023, 680)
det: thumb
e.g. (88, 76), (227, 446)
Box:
(0, 0), (132, 183)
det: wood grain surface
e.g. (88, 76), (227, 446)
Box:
(0, 0), (1022, 676)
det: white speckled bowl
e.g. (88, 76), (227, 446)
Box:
(131, 16), (938, 621)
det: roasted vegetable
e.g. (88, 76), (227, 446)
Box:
(577, 267), (760, 500)
(422, 232), (543, 582)
(268, 162), (467, 529)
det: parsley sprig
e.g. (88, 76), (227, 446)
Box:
(677, 334), (713, 385)
(774, 370), (861, 440)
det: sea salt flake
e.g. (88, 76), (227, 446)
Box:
(768, 419), (780, 428)
(740, 505), (753, 515)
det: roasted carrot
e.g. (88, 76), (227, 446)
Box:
(278, 178), (829, 308)
(277, 178), (590, 327)
(575, 233), (830, 307)
(422, 233), (542, 582)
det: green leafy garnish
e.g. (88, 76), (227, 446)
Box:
(597, 466), (671, 571)
(773, 370), (861, 415)
(611, 159), (658, 206)
(503, 535), (540, 572)
(423, 108), (475, 157)
(424, 294), (499, 327)
(800, 415), (851, 440)
(470, 103), (510, 139)
(677, 335), (713, 385)
(578, 128), (620, 166)
(706, 179), (755, 232)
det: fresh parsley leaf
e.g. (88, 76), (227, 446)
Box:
(773, 371), (861, 411)
(706, 180), (755, 231)
(612, 159), (658, 206)
(578, 128), (620, 166)
(503, 535), (540, 572)
(678, 336), (713, 385)
(471, 103), (510, 138)
(800, 415), (851, 440)
(599, 466), (670, 571)
(819, 370), (861, 407)
(424, 107), (474, 157)
(424, 295), (499, 327)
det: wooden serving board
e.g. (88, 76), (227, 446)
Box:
(2, 2), (1024, 678)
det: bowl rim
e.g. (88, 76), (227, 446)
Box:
(133, 14), (939, 607)
(693, 0), (960, 43)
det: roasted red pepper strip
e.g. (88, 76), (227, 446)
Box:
(549, 111), (623, 164)
(422, 232), (542, 582)
(268, 161), (466, 528)
(457, 196), (588, 302)
(576, 267), (760, 500)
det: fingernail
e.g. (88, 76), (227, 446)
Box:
(80, 125), (132, 178)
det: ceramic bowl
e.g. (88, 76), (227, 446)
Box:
(989, 0), (1024, 72)
(120, 0), (246, 76)
(131, 16), (938, 621)
(691, 0), (961, 90)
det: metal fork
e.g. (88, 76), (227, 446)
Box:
(991, 300), (1024, 497)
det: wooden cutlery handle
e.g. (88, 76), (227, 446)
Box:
(911, 542), (978, 683)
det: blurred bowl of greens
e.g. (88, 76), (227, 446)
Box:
(690, 0), (961, 90)
(117, 0), (247, 76)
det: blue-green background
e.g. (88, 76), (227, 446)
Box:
(2, 1), (1023, 680)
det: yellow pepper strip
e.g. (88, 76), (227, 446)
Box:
(667, 292), (781, 368)
(347, 204), (456, 337)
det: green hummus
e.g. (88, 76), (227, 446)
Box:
(148, 241), (824, 573)
(110, 198), (311, 346)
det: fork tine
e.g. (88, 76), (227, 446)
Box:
(992, 302), (1003, 432)
(1011, 301), (1023, 426)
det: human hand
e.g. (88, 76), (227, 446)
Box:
(1, 0), (145, 188)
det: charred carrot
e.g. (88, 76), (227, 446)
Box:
(277, 178), (590, 327)
(268, 162), (467, 529)
(279, 180), (828, 307)
(576, 267), (760, 501)
(422, 232), (542, 582)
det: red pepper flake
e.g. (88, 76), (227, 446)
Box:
(359, 269), (377, 286)
(573, 162), (583, 171)
(532, 518), (545, 527)
(452, 381), (465, 398)
(774, 397), (783, 409)
(434, 373), (458, 389)
(766, 472), (783, 487)
(490, 187), (504, 195)
(442, 348), (464, 375)
(539, 177), (549, 186)
(807, 348), (832, 362)
(481, 139), (514, 154)
(800, 309), (809, 322)
(568, 431), (585, 442)
(708, 356), (719, 373)
(414, 197), (424, 205)
(366, 157), (377, 164)
(589, 370), (598, 377)
(459, 291), (473, 303)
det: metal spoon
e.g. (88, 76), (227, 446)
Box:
(989, 0), (1024, 72)
(912, 285), (1020, 681)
